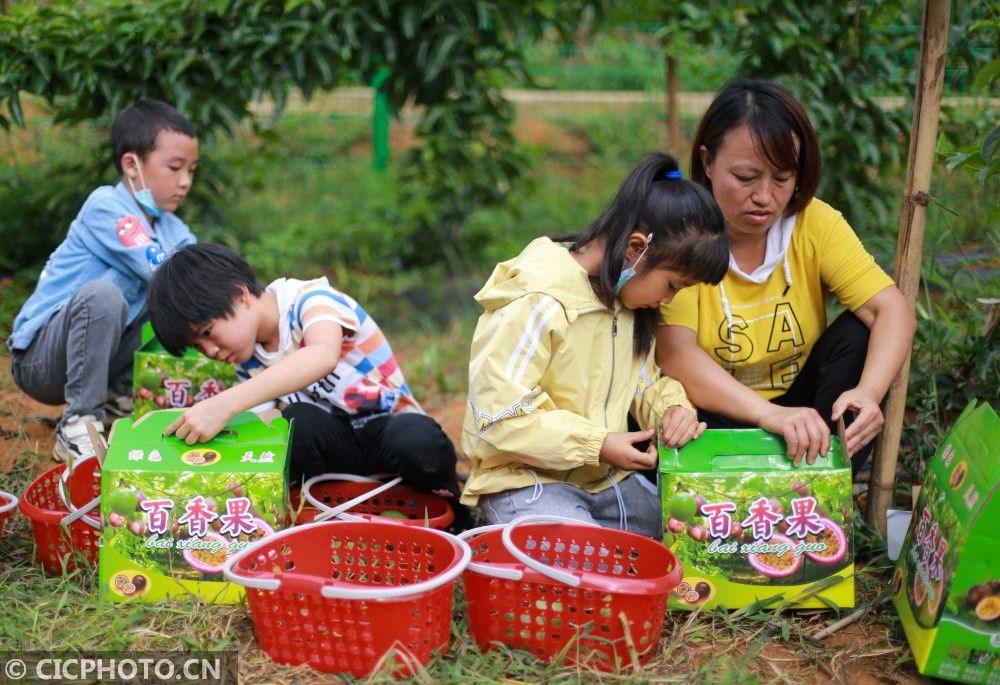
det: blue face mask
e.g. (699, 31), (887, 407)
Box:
(125, 157), (163, 219)
(614, 234), (653, 295)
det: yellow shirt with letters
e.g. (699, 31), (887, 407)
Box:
(660, 198), (893, 400)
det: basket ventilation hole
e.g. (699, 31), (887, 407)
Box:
(295, 593), (306, 601)
(284, 560), (295, 570)
(600, 607), (612, 618)
(584, 545), (594, 555)
(599, 562), (608, 573)
(584, 606), (594, 615)
(535, 616), (546, 626)
(569, 543), (580, 554)
(540, 540), (550, 551)
(630, 548), (640, 560)
(551, 602), (562, 612)
(599, 545), (609, 557)
(504, 612), (515, 622)
(300, 607), (309, 617)
(519, 629), (531, 640)
(552, 618), (563, 628)
(346, 541), (355, 550)
(272, 565), (282, 575)
(281, 544), (292, 555)
(628, 565), (638, 576)
(554, 542), (565, 553)
(520, 613), (530, 624)
(535, 630), (546, 641)
(332, 539), (341, 549)
(525, 539), (536, 550)
(535, 600), (547, 610)
(332, 554), (340, 564)
(613, 564), (623, 574)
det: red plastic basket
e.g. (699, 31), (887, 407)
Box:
(460, 515), (682, 670)
(223, 520), (471, 676)
(0, 489), (18, 535)
(289, 473), (454, 530)
(19, 463), (102, 575)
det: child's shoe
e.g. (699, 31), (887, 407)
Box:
(53, 414), (104, 462)
(102, 392), (134, 419)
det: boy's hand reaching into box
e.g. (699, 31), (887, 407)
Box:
(165, 393), (239, 444)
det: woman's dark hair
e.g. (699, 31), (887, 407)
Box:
(690, 77), (821, 217)
(111, 100), (198, 174)
(148, 243), (264, 356)
(572, 152), (728, 358)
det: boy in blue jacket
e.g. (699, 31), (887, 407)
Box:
(7, 100), (199, 461)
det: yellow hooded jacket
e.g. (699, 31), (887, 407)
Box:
(460, 237), (694, 506)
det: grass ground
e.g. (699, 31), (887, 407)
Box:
(0, 351), (927, 685)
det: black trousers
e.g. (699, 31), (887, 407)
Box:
(698, 311), (876, 477)
(282, 402), (472, 530)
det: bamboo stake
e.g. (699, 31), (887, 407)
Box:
(867, 0), (952, 534)
(665, 54), (681, 156)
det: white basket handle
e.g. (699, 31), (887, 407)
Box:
(57, 456), (102, 530)
(303, 474), (404, 522)
(0, 489), (18, 514)
(60, 494), (102, 529)
(222, 520), (472, 600)
(499, 515), (601, 588)
(457, 524), (525, 581)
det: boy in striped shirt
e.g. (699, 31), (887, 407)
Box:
(147, 243), (470, 529)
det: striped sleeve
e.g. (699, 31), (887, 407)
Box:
(293, 283), (360, 336)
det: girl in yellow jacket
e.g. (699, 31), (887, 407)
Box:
(461, 153), (729, 538)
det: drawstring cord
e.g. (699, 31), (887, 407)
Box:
(525, 470), (543, 504)
(606, 474), (628, 532)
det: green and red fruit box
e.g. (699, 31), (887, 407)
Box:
(892, 400), (999, 684)
(659, 429), (853, 611)
(99, 409), (290, 604)
(133, 323), (237, 418)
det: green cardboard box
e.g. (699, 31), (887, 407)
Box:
(132, 322), (238, 418)
(99, 409), (290, 603)
(892, 400), (999, 683)
(659, 429), (854, 610)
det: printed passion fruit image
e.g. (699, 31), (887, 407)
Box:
(949, 461), (968, 490)
(965, 580), (1000, 623)
(673, 578), (716, 605)
(180, 449), (221, 466)
(747, 534), (802, 579)
(182, 531), (230, 573)
(891, 568), (904, 598)
(110, 570), (151, 598)
(232, 519), (276, 543)
(802, 518), (848, 565)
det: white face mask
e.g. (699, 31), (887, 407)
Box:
(125, 156), (162, 219)
(614, 234), (653, 295)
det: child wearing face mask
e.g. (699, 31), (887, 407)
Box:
(8, 100), (199, 461)
(460, 153), (730, 538)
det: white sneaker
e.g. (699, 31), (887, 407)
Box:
(54, 415), (105, 463)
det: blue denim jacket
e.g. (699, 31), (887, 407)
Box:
(7, 182), (196, 351)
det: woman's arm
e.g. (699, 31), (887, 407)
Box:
(832, 285), (916, 453)
(656, 324), (831, 463)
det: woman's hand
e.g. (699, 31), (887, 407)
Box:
(832, 386), (884, 454)
(757, 404), (831, 466)
(660, 405), (707, 448)
(599, 429), (657, 471)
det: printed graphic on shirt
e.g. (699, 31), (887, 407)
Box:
(116, 215), (152, 247)
(713, 301), (804, 391)
(468, 388), (540, 436)
(146, 244), (167, 271)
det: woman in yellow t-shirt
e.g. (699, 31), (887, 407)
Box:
(657, 78), (916, 475)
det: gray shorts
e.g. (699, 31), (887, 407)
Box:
(478, 473), (663, 539)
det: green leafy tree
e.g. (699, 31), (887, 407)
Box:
(0, 0), (602, 270)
